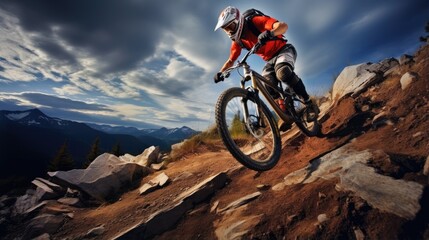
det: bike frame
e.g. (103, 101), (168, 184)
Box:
(243, 66), (295, 123)
(222, 43), (305, 129)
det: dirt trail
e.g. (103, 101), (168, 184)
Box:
(3, 45), (429, 240)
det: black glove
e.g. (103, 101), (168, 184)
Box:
(258, 30), (274, 45)
(214, 72), (224, 83)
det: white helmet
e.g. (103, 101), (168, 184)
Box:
(214, 6), (244, 41)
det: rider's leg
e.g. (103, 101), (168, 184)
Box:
(263, 62), (291, 131)
(262, 64), (280, 99)
(274, 63), (310, 101)
(273, 44), (320, 120)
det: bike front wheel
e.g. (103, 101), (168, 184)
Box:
(215, 88), (281, 171)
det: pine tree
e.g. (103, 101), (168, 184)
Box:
(420, 21), (429, 42)
(229, 111), (246, 137)
(48, 141), (74, 171)
(111, 142), (122, 157)
(83, 137), (100, 168)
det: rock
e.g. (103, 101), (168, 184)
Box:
(32, 180), (60, 202)
(366, 58), (399, 74)
(332, 63), (377, 101)
(85, 224), (106, 238)
(215, 211), (263, 240)
(318, 192), (327, 199)
(158, 154), (170, 164)
(412, 132), (423, 138)
(119, 153), (135, 162)
(211, 201), (219, 213)
(174, 172), (228, 203)
(282, 144), (424, 220)
(150, 162), (165, 171)
(133, 146), (160, 167)
(139, 172), (170, 195)
(218, 192), (262, 214)
(0, 195), (16, 208)
(423, 155), (429, 176)
(399, 54), (413, 65)
(13, 193), (38, 216)
(283, 145), (372, 185)
(340, 163), (423, 220)
(332, 59), (398, 102)
(384, 65), (400, 77)
(34, 178), (65, 194)
(43, 205), (72, 215)
(32, 233), (51, 240)
(400, 72), (418, 90)
(65, 188), (80, 198)
(272, 182), (286, 191)
(114, 172), (228, 239)
(256, 184), (270, 191)
(173, 171), (194, 182)
(57, 197), (82, 207)
(372, 111), (389, 128)
(354, 227), (365, 240)
(48, 153), (151, 201)
(24, 200), (49, 217)
(317, 213), (329, 224)
(22, 214), (65, 239)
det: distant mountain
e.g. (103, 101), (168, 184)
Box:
(0, 109), (156, 191)
(140, 126), (199, 141)
(87, 123), (200, 146)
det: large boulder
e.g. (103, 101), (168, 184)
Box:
(276, 144), (424, 220)
(332, 58), (398, 102)
(332, 63), (376, 101)
(48, 153), (151, 201)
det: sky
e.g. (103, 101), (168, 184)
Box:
(0, 0), (427, 130)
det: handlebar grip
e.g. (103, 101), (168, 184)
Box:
(214, 76), (224, 83)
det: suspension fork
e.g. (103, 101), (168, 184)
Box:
(239, 76), (263, 127)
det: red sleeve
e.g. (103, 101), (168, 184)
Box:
(229, 41), (242, 62)
(252, 16), (278, 31)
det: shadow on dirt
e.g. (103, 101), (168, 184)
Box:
(318, 111), (374, 139)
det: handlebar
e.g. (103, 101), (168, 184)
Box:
(221, 42), (261, 79)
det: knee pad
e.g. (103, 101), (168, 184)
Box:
(275, 63), (300, 87)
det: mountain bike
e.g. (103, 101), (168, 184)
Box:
(215, 42), (322, 171)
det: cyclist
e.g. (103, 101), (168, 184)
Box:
(213, 6), (319, 130)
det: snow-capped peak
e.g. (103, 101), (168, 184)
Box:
(5, 112), (31, 121)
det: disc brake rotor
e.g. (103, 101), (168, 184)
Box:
(245, 115), (264, 138)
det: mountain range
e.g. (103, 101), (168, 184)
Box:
(0, 108), (198, 192)
(87, 123), (198, 145)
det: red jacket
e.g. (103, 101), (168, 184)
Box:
(229, 15), (287, 62)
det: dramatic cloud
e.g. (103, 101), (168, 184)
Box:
(0, 0), (428, 129)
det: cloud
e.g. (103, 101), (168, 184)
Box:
(0, 0), (428, 130)
(1, 92), (110, 111)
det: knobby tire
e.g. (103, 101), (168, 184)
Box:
(215, 88), (282, 171)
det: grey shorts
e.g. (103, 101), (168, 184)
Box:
(262, 44), (297, 76)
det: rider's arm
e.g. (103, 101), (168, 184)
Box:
(220, 42), (242, 72)
(271, 21), (288, 36)
(254, 16), (288, 37)
(220, 59), (234, 72)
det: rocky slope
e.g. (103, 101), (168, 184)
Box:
(1, 44), (428, 239)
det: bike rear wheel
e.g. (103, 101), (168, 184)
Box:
(215, 88), (281, 171)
